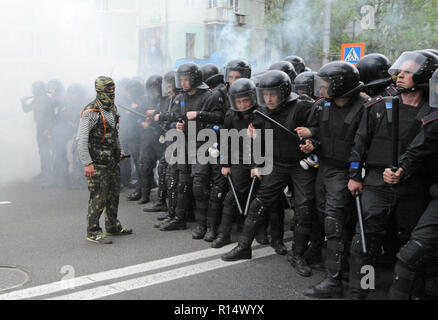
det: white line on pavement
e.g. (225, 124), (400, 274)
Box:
(0, 201), (11, 205)
(0, 232), (291, 300)
(48, 244), (282, 300)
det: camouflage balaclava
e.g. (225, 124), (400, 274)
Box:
(95, 76), (115, 110)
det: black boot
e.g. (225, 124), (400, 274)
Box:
(192, 224), (207, 239)
(303, 274), (343, 299)
(221, 245), (252, 261)
(290, 253), (312, 277)
(211, 233), (231, 248)
(255, 223), (269, 245)
(157, 212), (169, 221)
(143, 201), (167, 212)
(137, 195), (150, 205)
(271, 239), (288, 255)
(127, 190), (141, 201)
(204, 224), (217, 242)
(160, 217), (187, 231)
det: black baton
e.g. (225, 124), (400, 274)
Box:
(244, 176), (258, 217)
(253, 109), (303, 143)
(226, 175), (243, 215)
(384, 96), (400, 172)
(354, 191), (367, 254)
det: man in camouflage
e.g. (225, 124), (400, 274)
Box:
(77, 76), (132, 244)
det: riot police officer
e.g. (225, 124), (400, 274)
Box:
(356, 53), (393, 97)
(293, 71), (317, 100)
(269, 61), (297, 82)
(347, 50), (438, 299)
(221, 70), (317, 277)
(160, 62), (224, 236)
(383, 69), (438, 299)
(283, 55), (306, 74)
(301, 61), (367, 298)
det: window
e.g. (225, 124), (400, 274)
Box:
(95, 0), (109, 11)
(186, 33), (196, 58)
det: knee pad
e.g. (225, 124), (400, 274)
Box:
(210, 184), (226, 203)
(177, 174), (192, 195)
(325, 216), (343, 239)
(193, 182), (209, 201)
(223, 191), (236, 208)
(397, 240), (429, 270)
(295, 205), (313, 227)
(248, 198), (268, 218)
(167, 176), (178, 191)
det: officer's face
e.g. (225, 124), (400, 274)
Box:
(228, 71), (243, 86)
(180, 75), (191, 91)
(167, 83), (176, 98)
(318, 80), (330, 99)
(396, 60), (418, 89)
(235, 96), (252, 111)
(264, 90), (280, 109)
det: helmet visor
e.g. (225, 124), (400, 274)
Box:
(430, 76), (438, 108)
(229, 90), (257, 112)
(256, 86), (285, 108)
(225, 67), (251, 83)
(388, 52), (427, 76)
(175, 71), (194, 90)
(314, 75), (335, 98)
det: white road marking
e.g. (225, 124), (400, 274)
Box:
(0, 232), (292, 300)
(48, 244), (282, 300)
(0, 201), (11, 205)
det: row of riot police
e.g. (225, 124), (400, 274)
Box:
(21, 80), (94, 188)
(136, 48), (438, 300)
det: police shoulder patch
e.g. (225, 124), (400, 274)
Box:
(364, 96), (383, 109)
(421, 111), (438, 125)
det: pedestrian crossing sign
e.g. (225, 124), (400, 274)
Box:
(341, 43), (365, 65)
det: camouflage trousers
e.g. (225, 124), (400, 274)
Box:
(86, 163), (122, 237)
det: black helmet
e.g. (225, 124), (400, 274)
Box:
(283, 56), (306, 74)
(269, 61), (297, 82)
(314, 61), (361, 99)
(250, 72), (265, 87)
(162, 70), (180, 96)
(228, 78), (257, 113)
(224, 59), (252, 84)
(389, 51), (438, 89)
(176, 62), (207, 91)
(126, 78), (145, 98)
(293, 71), (317, 98)
(430, 69), (438, 108)
(356, 53), (392, 95)
(32, 80), (47, 96)
(145, 74), (162, 97)
(256, 70), (294, 108)
(201, 63), (224, 88)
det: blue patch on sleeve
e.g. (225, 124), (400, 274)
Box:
(385, 102), (392, 109)
(350, 162), (360, 169)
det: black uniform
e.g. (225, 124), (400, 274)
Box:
(388, 111), (438, 299)
(21, 81), (55, 187)
(348, 95), (432, 298)
(304, 94), (366, 298)
(160, 87), (224, 231)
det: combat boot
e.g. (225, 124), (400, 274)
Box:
(192, 224), (207, 239)
(137, 193), (150, 205)
(303, 274), (343, 298)
(290, 253), (312, 277)
(211, 233), (231, 248)
(271, 239), (288, 255)
(255, 224), (269, 245)
(154, 215), (171, 228)
(157, 212), (169, 221)
(143, 201), (167, 212)
(127, 190), (141, 201)
(221, 245), (252, 261)
(204, 224), (217, 242)
(160, 217), (187, 231)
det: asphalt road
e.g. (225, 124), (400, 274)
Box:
(0, 180), (393, 301)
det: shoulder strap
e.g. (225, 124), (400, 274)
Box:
(422, 110), (438, 125)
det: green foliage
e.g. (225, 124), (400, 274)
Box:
(264, 0), (438, 65)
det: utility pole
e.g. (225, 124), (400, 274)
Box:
(322, 0), (331, 65)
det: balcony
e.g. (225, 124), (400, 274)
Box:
(205, 7), (234, 24)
